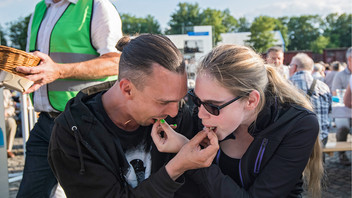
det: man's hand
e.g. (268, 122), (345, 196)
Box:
(165, 129), (219, 180)
(16, 51), (61, 94)
(151, 119), (189, 153)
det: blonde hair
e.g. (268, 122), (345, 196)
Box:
(197, 44), (323, 197)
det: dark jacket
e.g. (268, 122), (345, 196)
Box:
(188, 96), (319, 198)
(48, 82), (195, 198)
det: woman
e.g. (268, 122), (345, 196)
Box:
(152, 45), (323, 197)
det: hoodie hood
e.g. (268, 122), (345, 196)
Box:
(248, 94), (314, 138)
(55, 81), (131, 181)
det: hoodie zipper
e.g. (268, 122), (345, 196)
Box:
(254, 138), (268, 174)
(72, 125), (86, 175)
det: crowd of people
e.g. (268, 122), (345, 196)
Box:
(266, 47), (351, 165)
(0, 0), (350, 198)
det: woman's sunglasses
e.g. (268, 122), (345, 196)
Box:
(188, 89), (242, 116)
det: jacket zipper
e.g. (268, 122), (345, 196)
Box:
(254, 138), (268, 174)
(239, 159), (244, 188)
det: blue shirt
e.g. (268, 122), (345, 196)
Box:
(290, 71), (332, 140)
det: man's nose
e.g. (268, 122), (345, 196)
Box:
(164, 102), (179, 118)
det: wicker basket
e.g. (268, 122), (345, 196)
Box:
(0, 45), (40, 77)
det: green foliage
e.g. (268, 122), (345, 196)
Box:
(287, 15), (322, 51)
(221, 9), (238, 32)
(166, 2), (202, 34)
(236, 17), (250, 32)
(8, 14), (31, 50)
(311, 35), (330, 53)
(0, 25), (7, 46)
(323, 13), (352, 48)
(274, 17), (289, 51)
(199, 8), (236, 44)
(247, 16), (277, 53)
(121, 14), (161, 35)
(166, 3), (238, 45)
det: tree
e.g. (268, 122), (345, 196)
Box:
(199, 8), (236, 44)
(8, 14), (31, 50)
(166, 2), (202, 34)
(311, 35), (330, 53)
(121, 14), (161, 35)
(323, 13), (352, 48)
(287, 15), (321, 51)
(221, 9), (238, 33)
(0, 25), (7, 46)
(236, 17), (250, 32)
(274, 17), (289, 51)
(247, 16), (277, 53)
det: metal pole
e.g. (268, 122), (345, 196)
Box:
(0, 87), (10, 198)
(20, 94), (30, 156)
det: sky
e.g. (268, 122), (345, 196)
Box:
(0, 0), (351, 31)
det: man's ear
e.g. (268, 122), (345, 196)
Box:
(245, 90), (260, 110)
(119, 79), (133, 99)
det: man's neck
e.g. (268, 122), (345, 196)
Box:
(53, 0), (62, 3)
(102, 84), (139, 131)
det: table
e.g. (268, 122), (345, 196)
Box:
(332, 103), (352, 119)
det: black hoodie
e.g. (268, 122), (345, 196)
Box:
(48, 82), (197, 198)
(187, 96), (320, 198)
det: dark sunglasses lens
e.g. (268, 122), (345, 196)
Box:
(203, 104), (219, 116)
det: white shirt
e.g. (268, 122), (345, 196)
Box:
(26, 0), (122, 112)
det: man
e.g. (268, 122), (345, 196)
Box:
(331, 47), (352, 165)
(324, 61), (343, 92)
(3, 88), (17, 158)
(48, 34), (219, 197)
(312, 63), (325, 81)
(16, 0), (123, 197)
(331, 48), (352, 96)
(289, 53), (331, 146)
(266, 46), (289, 79)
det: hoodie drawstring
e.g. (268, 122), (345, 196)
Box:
(72, 126), (85, 175)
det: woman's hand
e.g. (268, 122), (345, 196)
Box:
(151, 119), (189, 153)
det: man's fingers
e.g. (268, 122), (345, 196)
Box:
(206, 131), (219, 146)
(32, 51), (47, 60)
(188, 131), (208, 146)
(16, 66), (42, 75)
(24, 83), (42, 94)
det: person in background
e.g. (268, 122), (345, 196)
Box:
(312, 63), (325, 81)
(48, 34), (219, 198)
(3, 88), (17, 158)
(152, 45), (323, 197)
(15, 0), (123, 197)
(289, 53), (331, 146)
(331, 47), (352, 166)
(266, 46), (289, 79)
(324, 61), (343, 92)
(331, 48), (352, 96)
(344, 76), (352, 108)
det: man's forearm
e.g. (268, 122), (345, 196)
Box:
(59, 52), (120, 79)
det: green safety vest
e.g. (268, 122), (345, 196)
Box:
(29, 0), (117, 111)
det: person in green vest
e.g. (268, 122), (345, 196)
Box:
(15, 0), (122, 197)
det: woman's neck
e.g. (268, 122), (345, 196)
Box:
(220, 126), (254, 159)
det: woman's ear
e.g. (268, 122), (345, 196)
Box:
(119, 78), (133, 99)
(246, 90), (260, 110)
